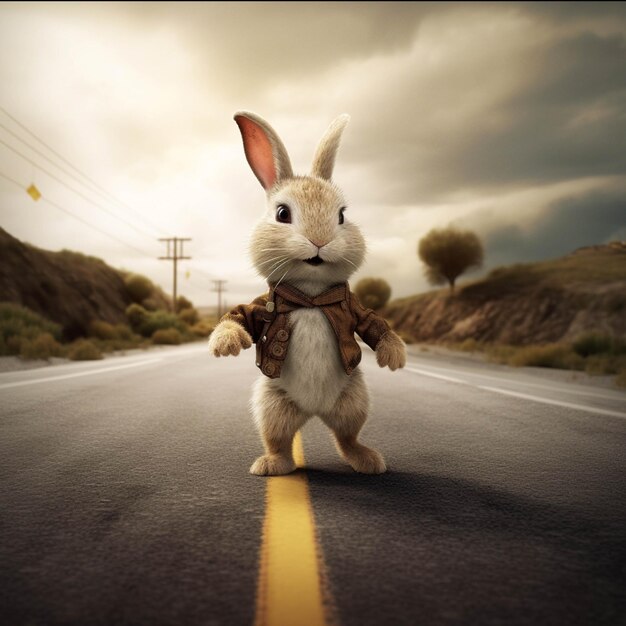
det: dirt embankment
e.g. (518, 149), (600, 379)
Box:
(0, 227), (169, 339)
(383, 242), (626, 345)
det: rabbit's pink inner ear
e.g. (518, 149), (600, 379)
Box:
(235, 115), (276, 189)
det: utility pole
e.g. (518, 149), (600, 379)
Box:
(158, 238), (191, 312)
(212, 280), (227, 319)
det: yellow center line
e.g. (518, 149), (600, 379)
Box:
(254, 431), (333, 626)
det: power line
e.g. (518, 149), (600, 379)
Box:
(0, 170), (151, 256)
(0, 105), (169, 237)
(0, 121), (164, 238)
(0, 137), (157, 241)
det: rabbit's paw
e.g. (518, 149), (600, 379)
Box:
(250, 454), (296, 476)
(375, 331), (407, 371)
(343, 444), (387, 474)
(208, 320), (252, 357)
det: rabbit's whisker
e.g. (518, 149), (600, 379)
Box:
(338, 255), (358, 270)
(266, 258), (291, 281)
(274, 267), (290, 291)
(259, 255), (289, 270)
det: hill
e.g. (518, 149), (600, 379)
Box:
(0, 227), (170, 339)
(383, 242), (626, 346)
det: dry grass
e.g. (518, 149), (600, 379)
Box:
(507, 344), (585, 370)
(439, 332), (626, 387)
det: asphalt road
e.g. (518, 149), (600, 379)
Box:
(1, 344), (625, 625)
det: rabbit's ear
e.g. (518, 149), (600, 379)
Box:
(234, 112), (293, 190)
(311, 114), (350, 180)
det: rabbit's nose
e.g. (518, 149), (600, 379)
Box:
(308, 238), (328, 249)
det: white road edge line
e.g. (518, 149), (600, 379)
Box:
(0, 358), (163, 390)
(406, 358), (622, 400)
(405, 366), (626, 419)
(404, 367), (467, 385)
(477, 385), (626, 419)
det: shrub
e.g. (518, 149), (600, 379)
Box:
(67, 339), (103, 361)
(176, 295), (194, 311)
(585, 354), (626, 376)
(572, 333), (613, 357)
(509, 344), (584, 370)
(88, 320), (117, 340)
(113, 324), (135, 341)
(125, 274), (154, 303)
(127, 303), (186, 337)
(126, 303), (149, 329)
(152, 328), (182, 345)
(19, 333), (63, 360)
(354, 278), (392, 310)
(458, 338), (479, 352)
(178, 307), (199, 325)
(0, 303), (62, 352)
(141, 297), (159, 311)
(139, 311), (186, 337)
(190, 319), (214, 338)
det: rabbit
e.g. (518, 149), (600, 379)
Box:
(208, 111), (407, 476)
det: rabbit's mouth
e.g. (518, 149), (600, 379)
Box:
(304, 255), (324, 266)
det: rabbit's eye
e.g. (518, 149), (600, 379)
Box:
(276, 204), (291, 224)
(338, 207), (346, 225)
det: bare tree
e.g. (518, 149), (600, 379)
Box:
(354, 277), (392, 310)
(418, 227), (484, 292)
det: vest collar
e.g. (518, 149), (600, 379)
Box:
(270, 282), (348, 310)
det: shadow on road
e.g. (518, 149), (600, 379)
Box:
(304, 467), (625, 626)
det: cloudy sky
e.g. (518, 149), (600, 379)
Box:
(0, 2), (624, 307)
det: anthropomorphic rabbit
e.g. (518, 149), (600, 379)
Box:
(208, 112), (407, 476)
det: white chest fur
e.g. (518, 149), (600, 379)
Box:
(278, 308), (349, 416)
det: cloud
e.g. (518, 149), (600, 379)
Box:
(467, 183), (626, 269)
(328, 9), (626, 204)
(0, 2), (625, 306)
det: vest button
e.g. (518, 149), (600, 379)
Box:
(256, 362), (261, 368)
(271, 343), (285, 357)
(276, 329), (289, 341)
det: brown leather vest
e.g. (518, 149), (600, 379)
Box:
(222, 282), (391, 379)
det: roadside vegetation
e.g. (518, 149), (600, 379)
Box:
(438, 333), (626, 388)
(354, 277), (392, 310)
(0, 297), (216, 363)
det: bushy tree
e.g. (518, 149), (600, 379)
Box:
(354, 277), (392, 310)
(418, 227), (484, 292)
(125, 274), (154, 303)
(176, 295), (193, 311)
